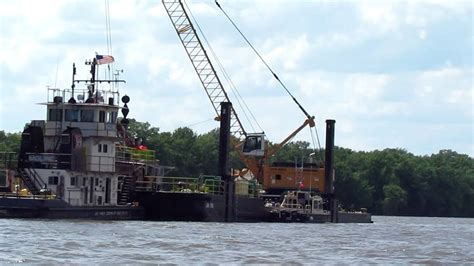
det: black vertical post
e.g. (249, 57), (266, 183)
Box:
(324, 119), (337, 222)
(90, 58), (97, 102)
(69, 63), (76, 104)
(324, 119), (335, 194)
(90, 59), (96, 92)
(218, 102), (235, 222)
(217, 102), (231, 179)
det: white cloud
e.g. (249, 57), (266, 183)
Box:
(0, 0), (472, 157)
(358, 2), (399, 33)
(418, 29), (427, 39)
(416, 66), (473, 106)
(345, 73), (391, 100)
(261, 34), (310, 71)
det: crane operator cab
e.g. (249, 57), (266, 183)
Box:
(242, 133), (266, 157)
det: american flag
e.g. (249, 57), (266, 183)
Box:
(95, 55), (114, 65)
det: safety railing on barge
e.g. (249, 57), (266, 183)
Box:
(0, 189), (57, 200)
(115, 145), (156, 164)
(135, 175), (261, 198)
(135, 176), (224, 195)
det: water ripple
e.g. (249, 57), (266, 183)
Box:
(0, 216), (473, 264)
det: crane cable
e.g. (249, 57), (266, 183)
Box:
(310, 126), (324, 164)
(104, 0), (114, 88)
(215, 0), (312, 120)
(183, 0), (263, 133)
(215, 0), (323, 152)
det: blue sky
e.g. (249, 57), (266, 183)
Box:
(0, 0), (472, 156)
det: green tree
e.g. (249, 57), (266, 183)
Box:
(125, 119), (160, 148)
(0, 131), (21, 153)
(270, 141), (313, 163)
(382, 183), (408, 215)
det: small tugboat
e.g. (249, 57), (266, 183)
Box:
(0, 55), (165, 219)
(267, 190), (330, 223)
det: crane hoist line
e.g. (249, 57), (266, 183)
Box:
(214, 0), (324, 161)
(214, 0), (314, 122)
(162, 0), (325, 192)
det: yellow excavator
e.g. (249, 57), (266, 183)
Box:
(162, 0), (328, 194)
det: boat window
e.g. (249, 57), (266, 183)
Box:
(65, 109), (79, 122)
(0, 171), (6, 187)
(107, 111), (117, 124)
(80, 110), (95, 122)
(70, 176), (77, 186)
(48, 108), (63, 121)
(98, 144), (102, 153)
(99, 110), (106, 122)
(103, 144), (108, 153)
(243, 136), (262, 153)
(48, 176), (59, 185)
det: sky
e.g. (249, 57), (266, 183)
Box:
(0, 0), (472, 157)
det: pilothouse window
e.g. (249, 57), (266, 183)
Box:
(99, 111), (106, 122)
(65, 109), (79, 122)
(107, 111), (117, 124)
(48, 109), (62, 121)
(80, 110), (94, 122)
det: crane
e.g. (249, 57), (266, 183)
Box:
(162, 0), (326, 194)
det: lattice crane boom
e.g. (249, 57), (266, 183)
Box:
(162, 0), (247, 140)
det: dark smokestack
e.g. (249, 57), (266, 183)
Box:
(217, 102), (235, 222)
(217, 102), (232, 180)
(324, 119), (335, 194)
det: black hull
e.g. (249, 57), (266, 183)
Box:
(0, 197), (143, 220)
(268, 211), (330, 223)
(136, 191), (270, 222)
(0, 195), (371, 223)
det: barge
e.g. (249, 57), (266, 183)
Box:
(0, 56), (372, 223)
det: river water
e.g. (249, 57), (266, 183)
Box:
(0, 216), (472, 264)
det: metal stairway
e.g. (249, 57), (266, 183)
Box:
(162, 0), (246, 140)
(118, 175), (133, 205)
(17, 168), (45, 195)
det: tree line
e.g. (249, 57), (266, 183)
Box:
(1, 121), (473, 217)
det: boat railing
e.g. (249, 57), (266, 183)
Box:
(0, 191), (57, 200)
(115, 145), (156, 164)
(135, 175), (225, 195)
(203, 178), (225, 195)
(282, 203), (305, 210)
(47, 87), (120, 106)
